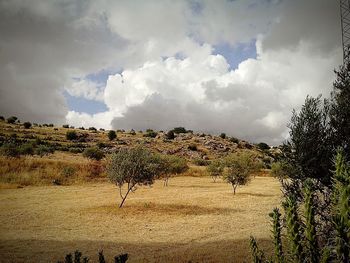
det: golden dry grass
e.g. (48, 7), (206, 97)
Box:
(0, 155), (106, 187)
(0, 176), (281, 262)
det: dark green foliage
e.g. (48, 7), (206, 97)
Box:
(329, 61), (350, 158)
(48, 123), (54, 127)
(66, 131), (78, 141)
(58, 250), (127, 263)
(7, 116), (17, 124)
(88, 127), (97, 132)
(269, 208), (284, 263)
(61, 166), (76, 177)
(62, 124), (69, 128)
(250, 150), (350, 263)
(83, 147), (104, 161)
(229, 137), (239, 144)
(303, 180), (319, 263)
(108, 130), (117, 141)
(257, 142), (269, 151)
(172, 127), (188, 134)
(193, 158), (209, 166)
(35, 145), (54, 157)
(18, 143), (34, 155)
(166, 130), (175, 140)
(0, 116), (4, 121)
(249, 236), (265, 263)
(0, 143), (20, 157)
(188, 144), (197, 151)
(107, 147), (163, 207)
(143, 129), (157, 138)
(220, 133), (226, 139)
(23, 122), (32, 129)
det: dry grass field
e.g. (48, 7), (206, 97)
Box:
(0, 176), (281, 263)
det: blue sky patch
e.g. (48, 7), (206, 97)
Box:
(64, 91), (108, 114)
(213, 40), (257, 70)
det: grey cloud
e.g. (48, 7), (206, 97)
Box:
(261, 0), (340, 53)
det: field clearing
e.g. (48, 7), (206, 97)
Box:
(0, 176), (281, 262)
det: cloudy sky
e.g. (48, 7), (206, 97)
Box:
(0, 0), (342, 144)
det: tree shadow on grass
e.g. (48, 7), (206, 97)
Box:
(0, 237), (273, 263)
(235, 192), (276, 197)
(86, 202), (241, 216)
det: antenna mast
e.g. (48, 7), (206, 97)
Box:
(340, 0), (350, 64)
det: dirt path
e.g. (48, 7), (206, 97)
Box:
(0, 176), (281, 262)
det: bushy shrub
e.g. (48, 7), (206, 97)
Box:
(172, 127), (188, 134)
(229, 137), (239, 144)
(166, 130), (175, 140)
(69, 147), (83, 154)
(0, 143), (20, 157)
(83, 147), (104, 161)
(129, 129), (136, 135)
(257, 142), (269, 151)
(35, 145), (54, 157)
(57, 250), (128, 263)
(188, 143), (198, 151)
(0, 116), (4, 121)
(88, 127), (97, 132)
(108, 130), (117, 141)
(144, 129), (157, 138)
(18, 143), (34, 155)
(61, 166), (76, 177)
(7, 116), (17, 124)
(66, 131), (78, 141)
(193, 158), (209, 166)
(220, 133), (226, 139)
(23, 122), (32, 129)
(62, 124), (69, 128)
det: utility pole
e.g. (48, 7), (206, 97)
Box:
(340, 0), (350, 64)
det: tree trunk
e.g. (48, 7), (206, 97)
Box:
(119, 187), (132, 208)
(232, 184), (237, 195)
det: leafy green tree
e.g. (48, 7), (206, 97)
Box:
(166, 130), (175, 140)
(157, 154), (188, 186)
(207, 159), (224, 182)
(257, 142), (269, 151)
(108, 130), (117, 141)
(223, 152), (261, 194)
(107, 147), (163, 207)
(220, 133), (226, 139)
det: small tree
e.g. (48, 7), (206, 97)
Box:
(158, 154), (188, 186)
(207, 159), (224, 182)
(66, 130), (78, 141)
(108, 130), (117, 141)
(107, 147), (163, 207)
(23, 122), (32, 129)
(223, 152), (261, 194)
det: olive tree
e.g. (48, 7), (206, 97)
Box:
(107, 147), (163, 208)
(207, 159), (224, 182)
(223, 152), (261, 194)
(157, 154), (188, 186)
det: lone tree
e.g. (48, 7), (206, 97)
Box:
(66, 130), (78, 140)
(223, 152), (261, 194)
(207, 159), (224, 182)
(23, 122), (32, 129)
(108, 130), (117, 141)
(107, 147), (163, 208)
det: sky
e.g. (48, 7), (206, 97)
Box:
(0, 0), (342, 145)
